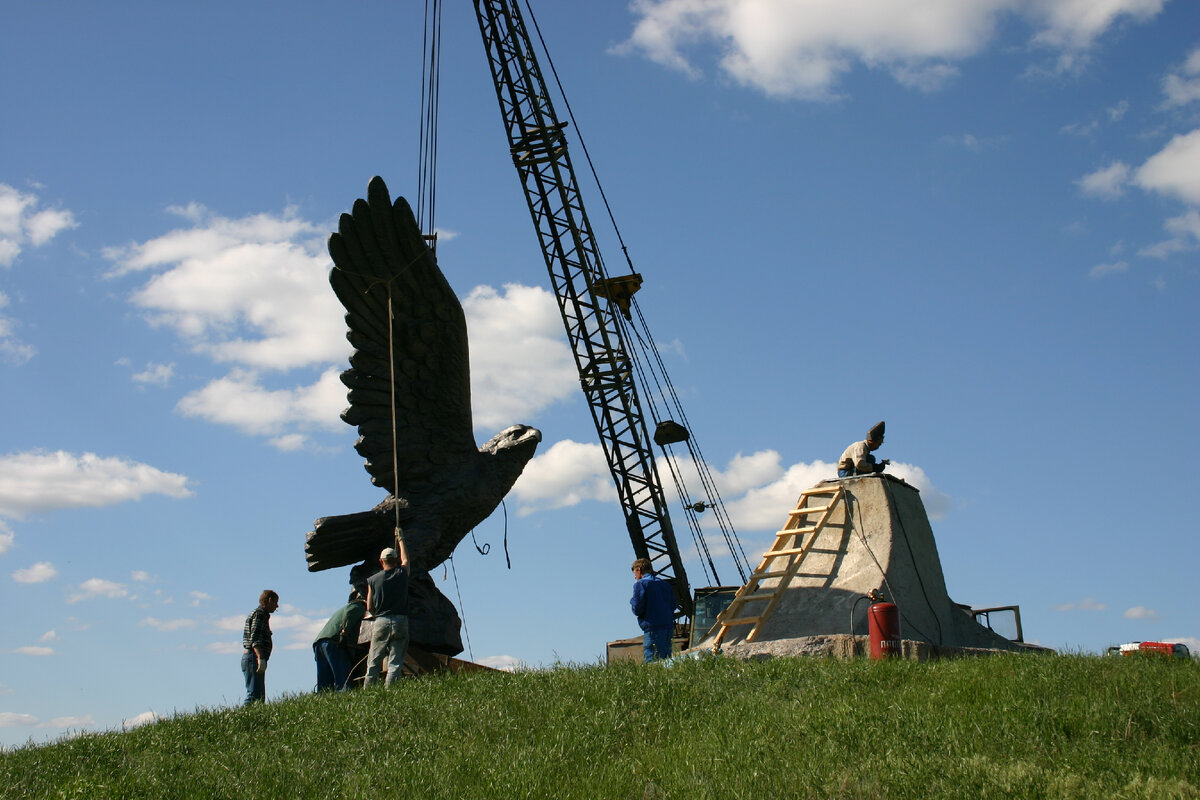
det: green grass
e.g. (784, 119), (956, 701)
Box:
(3, 653), (1198, 799)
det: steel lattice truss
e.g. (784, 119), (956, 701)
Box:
(475, 0), (692, 615)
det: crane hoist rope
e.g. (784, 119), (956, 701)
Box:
(417, 0), (751, 615)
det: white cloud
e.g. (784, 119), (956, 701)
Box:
(0, 291), (35, 366)
(477, 654), (524, 671)
(513, 442), (951, 530)
(0, 183), (77, 268)
(68, 578), (130, 603)
(106, 198), (579, 449)
(1123, 605), (1160, 621)
(139, 617), (198, 632)
(131, 570), (154, 583)
(1161, 46), (1200, 108)
(1089, 260), (1129, 278)
(1077, 161), (1131, 199)
(175, 366), (346, 450)
(1135, 129), (1200, 206)
(1055, 597), (1107, 612)
(205, 641), (242, 655)
(462, 284), (577, 431)
(190, 590), (212, 606)
(941, 133), (1007, 152)
(131, 362), (175, 387)
(1025, 0), (1165, 51)
(48, 715), (95, 730)
(512, 439), (612, 514)
(38, 630), (56, 642)
(0, 520), (14, 554)
(105, 206), (346, 371)
(13, 646), (55, 656)
(0, 712), (39, 727)
(122, 711), (160, 730)
(11, 561), (57, 583)
(618, 0), (1165, 100)
(0, 450), (192, 519)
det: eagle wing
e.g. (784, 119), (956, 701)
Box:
(327, 176), (477, 491)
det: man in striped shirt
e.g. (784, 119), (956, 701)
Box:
(241, 589), (279, 705)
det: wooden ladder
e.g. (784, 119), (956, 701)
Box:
(710, 485), (846, 648)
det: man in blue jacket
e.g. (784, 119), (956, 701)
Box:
(630, 558), (677, 662)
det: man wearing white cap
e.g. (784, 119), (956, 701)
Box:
(364, 539), (410, 686)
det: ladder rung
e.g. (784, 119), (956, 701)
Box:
(787, 505), (831, 517)
(717, 615), (762, 627)
(765, 546), (810, 558)
(728, 592), (774, 604)
(775, 525), (816, 538)
(801, 487), (841, 496)
(756, 569), (791, 579)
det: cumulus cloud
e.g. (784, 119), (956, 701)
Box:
(0, 520), (14, 555)
(512, 439), (612, 514)
(139, 617), (198, 632)
(68, 578), (130, 603)
(462, 284), (577, 431)
(175, 366), (347, 450)
(13, 646), (54, 656)
(116, 359), (175, 387)
(11, 561), (57, 584)
(1123, 605), (1160, 621)
(1077, 161), (1131, 199)
(513, 443), (952, 531)
(1089, 261), (1129, 278)
(0, 183), (78, 268)
(105, 204), (577, 450)
(0, 712), (39, 727)
(1055, 597), (1107, 612)
(122, 711), (160, 730)
(0, 450), (192, 520)
(477, 654), (524, 671)
(0, 290), (35, 366)
(1134, 129), (1200, 206)
(1161, 45), (1200, 108)
(618, 0), (1165, 100)
(106, 206), (345, 371)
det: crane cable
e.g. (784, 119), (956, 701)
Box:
(523, 0), (750, 583)
(416, 0), (443, 251)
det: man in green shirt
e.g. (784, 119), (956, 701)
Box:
(313, 590), (367, 691)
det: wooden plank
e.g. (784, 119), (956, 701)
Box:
(716, 615), (763, 627)
(773, 525), (817, 538)
(786, 504), (831, 517)
(765, 546), (813, 558)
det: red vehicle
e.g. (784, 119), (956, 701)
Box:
(1107, 641), (1192, 659)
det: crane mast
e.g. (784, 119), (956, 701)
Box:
(473, 0), (693, 615)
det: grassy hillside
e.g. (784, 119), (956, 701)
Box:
(3, 653), (1197, 799)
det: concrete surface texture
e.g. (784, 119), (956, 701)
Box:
(702, 474), (1023, 653)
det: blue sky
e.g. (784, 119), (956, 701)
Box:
(2, 0), (1197, 748)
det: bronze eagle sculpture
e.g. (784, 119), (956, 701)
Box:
(305, 176), (541, 654)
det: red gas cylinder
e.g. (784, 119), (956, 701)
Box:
(868, 602), (901, 660)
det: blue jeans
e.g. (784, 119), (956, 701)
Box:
(642, 626), (673, 662)
(314, 639), (351, 691)
(241, 651), (265, 705)
(364, 614), (409, 687)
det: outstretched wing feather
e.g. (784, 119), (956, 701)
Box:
(328, 177), (476, 487)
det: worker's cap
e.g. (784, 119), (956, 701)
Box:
(868, 420), (885, 442)
(380, 547), (399, 561)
